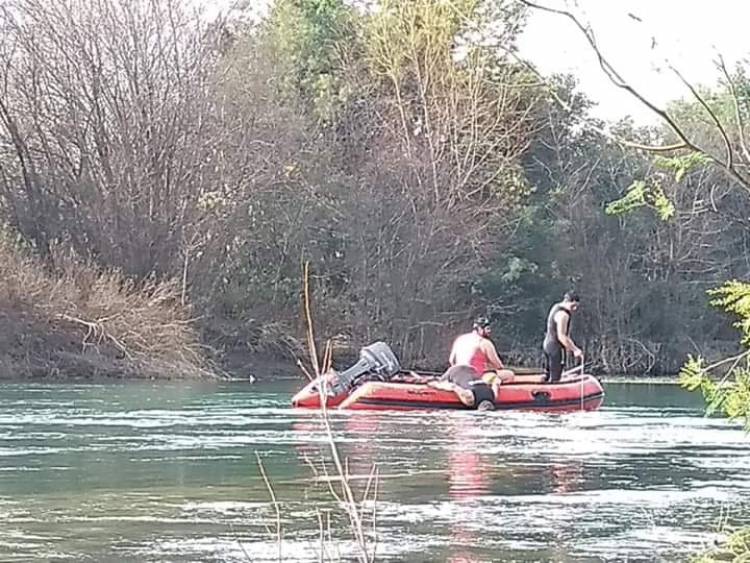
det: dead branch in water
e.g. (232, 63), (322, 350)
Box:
(245, 263), (379, 562)
(255, 452), (282, 562)
(297, 358), (316, 382)
(304, 262), (321, 376)
(303, 261), (377, 562)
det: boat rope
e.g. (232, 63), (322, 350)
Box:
(580, 354), (585, 412)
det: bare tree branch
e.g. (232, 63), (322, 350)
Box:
(517, 0), (750, 193)
(669, 65), (733, 169)
(499, 45), (688, 153)
(517, 0), (699, 150)
(719, 55), (750, 166)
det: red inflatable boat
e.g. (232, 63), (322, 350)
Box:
(291, 342), (604, 412)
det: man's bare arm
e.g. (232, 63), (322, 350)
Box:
(482, 340), (505, 370)
(555, 312), (581, 356)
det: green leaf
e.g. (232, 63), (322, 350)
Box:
(681, 282), (750, 431)
(675, 167), (686, 184)
(654, 153), (711, 183)
(679, 355), (706, 391)
(605, 180), (647, 216)
(606, 180), (674, 221)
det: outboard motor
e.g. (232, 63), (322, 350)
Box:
(327, 341), (401, 396)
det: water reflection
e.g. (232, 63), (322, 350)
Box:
(446, 421), (492, 500)
(345, 413), (383, 483)
(445, 419), (492, 563)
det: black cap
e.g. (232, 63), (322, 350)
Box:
(473, 316), (491, 329)
(564, 291), (580, 302)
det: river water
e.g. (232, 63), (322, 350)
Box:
(0, 380), (748, 562)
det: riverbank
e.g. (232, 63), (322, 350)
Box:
(0, 232), (721, 383)
(2, 335), (691, 382)
(599, 376), (681, 384)
(211, 352), (687, 384)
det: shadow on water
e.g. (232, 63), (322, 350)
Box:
(0, 380), (748, 562)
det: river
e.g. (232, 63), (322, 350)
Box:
(0, 380), (748, 562)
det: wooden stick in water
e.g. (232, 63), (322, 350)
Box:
(303, 262), (320, 377)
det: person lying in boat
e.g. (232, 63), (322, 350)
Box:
(543, 291), (583, 383)
(429, 365), (495, 410)
(429, 317), (514, 409)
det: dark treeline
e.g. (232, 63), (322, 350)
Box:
(0, 0), (746, 378)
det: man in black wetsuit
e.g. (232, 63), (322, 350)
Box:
(543, 292), (583, 383)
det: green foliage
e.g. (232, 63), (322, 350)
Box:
(500, 256), (539, 284)
(5, 0), (750, 378)
(709, 281), (750, 346)
(265, 0), (355, 122)
(680, 355), (726, 417)
(654, 153), (712, 184)
(605, 180), (675, 221)
(680, 281), (750, 430)
(723, 370), (750, 426)
(685, 359), (750, 429)
(605, 150), (712, 224)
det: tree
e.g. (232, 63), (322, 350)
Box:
(214, 0), (546, 364)
(515, 0), (750, 413)
(0, 0), (226, 277)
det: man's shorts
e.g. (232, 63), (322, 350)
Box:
(441, 365), (495, 408)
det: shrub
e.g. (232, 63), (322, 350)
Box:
(0, 235), (216, 379)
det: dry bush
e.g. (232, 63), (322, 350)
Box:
(0, 236), (216, 379)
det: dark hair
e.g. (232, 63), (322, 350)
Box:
(473, 316), (491, 329)
(564, 291), (580, 303)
